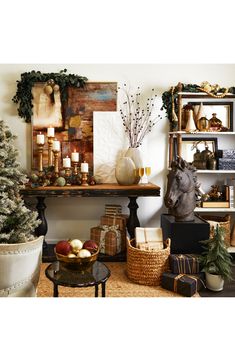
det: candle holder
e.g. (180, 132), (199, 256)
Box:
(52, 149), (60, 178)
(81, 172), (89, 186)
(37, 143), (44, 176)
(64, 167), (72, 186)
(47, 136), (54, 167)
(72, 161), (79, 176)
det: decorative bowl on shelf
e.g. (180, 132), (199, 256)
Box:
(55, 248), (99, 271)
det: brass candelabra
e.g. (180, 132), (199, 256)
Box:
(81, 172), (89, 186)
(52, 149), (60, 178)
(37, 143), (44, 176)
(72, 161), (79, 176)
(47, 136), (54, 167)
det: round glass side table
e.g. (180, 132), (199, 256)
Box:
(45, 261), (110, 297)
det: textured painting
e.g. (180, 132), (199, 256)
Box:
(32, 82), (117, 172)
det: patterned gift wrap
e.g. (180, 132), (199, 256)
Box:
(221, 149), (235, 159)
(138, 242), (164, 251)
(218, 158), (235, 170)
(161, 272), (205, 297)
(90, 225), (126, 256)
(100, 214), (127, 232)
(105, 204), (122, 216)
(169, 254), (200, 274)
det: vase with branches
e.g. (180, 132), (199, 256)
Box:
(116, 84), (161, 185)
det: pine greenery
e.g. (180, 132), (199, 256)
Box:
(199, 225), (233, 280)
(0, 120), (40, 243)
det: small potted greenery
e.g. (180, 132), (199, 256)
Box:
(199, 225), (233, 291)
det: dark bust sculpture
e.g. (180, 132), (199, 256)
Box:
(164, 157), (199, 222)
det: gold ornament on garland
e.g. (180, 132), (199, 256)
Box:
(198, 81), (229, 98)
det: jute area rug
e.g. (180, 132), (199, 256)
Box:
(37, 262), (199, 297)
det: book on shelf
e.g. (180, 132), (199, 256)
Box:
(201, 201), (230, 208)
(228, 186), (234, 208)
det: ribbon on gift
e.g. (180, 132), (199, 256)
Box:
(173, 274), (205, 293)
(176, 254), (199, 274)
(100, 224), (122, 254)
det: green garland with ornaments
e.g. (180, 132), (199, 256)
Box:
(161, 82), (235, 130)
(12, 69), (88, 123)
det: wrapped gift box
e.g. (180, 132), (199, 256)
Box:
(221, 149), (235, 159)
(218, 159), (235, 170)
(90, 225), (126, 256)
(169, 254), (200, 274)
(135, 227), (164, 250)
(161, 272), (205, 297)
(100, 214), (127, 230)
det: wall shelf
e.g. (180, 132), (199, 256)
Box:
(169, 131), (235, 135)
(195, 207), (235, 212)
(196, 170), (235, 174)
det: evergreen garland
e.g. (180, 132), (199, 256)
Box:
(199, 225), (233, 280)
(12, 69), (88, 122)
(0, 120), (40, 243)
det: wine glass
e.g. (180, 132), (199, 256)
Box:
(145, 166), (151, 183)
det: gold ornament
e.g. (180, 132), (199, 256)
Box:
(44, 85), (53, 95)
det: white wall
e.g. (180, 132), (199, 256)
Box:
(1, 64), (235, 242)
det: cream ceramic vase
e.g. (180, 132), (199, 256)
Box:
(0, 236), (44, 297)
(185, 109), (197, 132)
(115, 157), (136, 185)
(125, 147), (143, 184)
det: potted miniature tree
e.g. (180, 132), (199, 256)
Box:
(0, 120), (43, 297)
(200, 225), (233, 291)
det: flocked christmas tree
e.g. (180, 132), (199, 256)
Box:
(0, 120), (40, 243)
(200, 225), (233, 280)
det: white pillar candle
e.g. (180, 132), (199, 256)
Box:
(36, 133), (45, 145)
(71, 151), (79, 162)
(63, 156), (71, 168)
(52, 140), (60, 151)
(81, 162), (89, 172)
(47, 127), (55, 137)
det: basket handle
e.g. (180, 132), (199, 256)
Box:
(164, 238), (171, 248)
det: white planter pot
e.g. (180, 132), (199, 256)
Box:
(0, 236), (44, 297)
(205, 272), (224, 292)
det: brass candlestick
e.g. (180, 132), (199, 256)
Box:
(52, 149), (59, 178)
(72, 161), (79, 176)
(47, 136), (54, 167)
(64, 167), (72, 186)
(81, 172), (89, 186)
(37, 143), (44, 176)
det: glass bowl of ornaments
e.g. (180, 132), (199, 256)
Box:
(54, 239), (99, 271)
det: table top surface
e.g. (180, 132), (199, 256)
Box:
(21, 182), (160, 197)
(45, 261), (110, 287)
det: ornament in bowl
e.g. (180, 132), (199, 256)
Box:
(55, 239), (99, 271)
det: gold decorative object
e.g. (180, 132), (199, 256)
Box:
(72, 161), (79, 176)
(81, 172), (89, 186)
(197, 116), (210, 131)
(209, 113), (222, 131)
(37, 143), (44, 176)
(198, 81), (229, 98)
(55, 248), (99, 271)
(52, 149), (59, 178)
(64, 167), (72, 186)
(47, 136), (54, 167)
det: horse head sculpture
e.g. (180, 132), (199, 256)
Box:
(164, 157), (198, 222)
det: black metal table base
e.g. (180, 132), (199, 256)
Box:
(52, 282), (107, 297)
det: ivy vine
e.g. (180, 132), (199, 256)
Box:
(161, 83), (235, 130)
(12, 69), (88, 122)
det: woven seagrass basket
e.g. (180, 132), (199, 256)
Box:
(126, 238), (171, 286)
(199, 214), (231, 247)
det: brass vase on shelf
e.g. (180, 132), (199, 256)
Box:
(209, 113), (222, 131)
(197, 116), (210, 131)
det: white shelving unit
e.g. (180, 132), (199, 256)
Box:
(168, 91), (235, 253)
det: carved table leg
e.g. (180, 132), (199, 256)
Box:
(35, 196), (48, 249)
(127, 197), (140, 239)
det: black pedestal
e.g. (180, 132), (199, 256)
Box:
(161, 214), (210, 254)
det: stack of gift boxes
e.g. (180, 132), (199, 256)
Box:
(90, 204), (127, 256)
(161, 254), (205, 297)
(218, 149), (235, 170)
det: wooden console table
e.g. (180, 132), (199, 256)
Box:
(21, 183), (160, 262)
